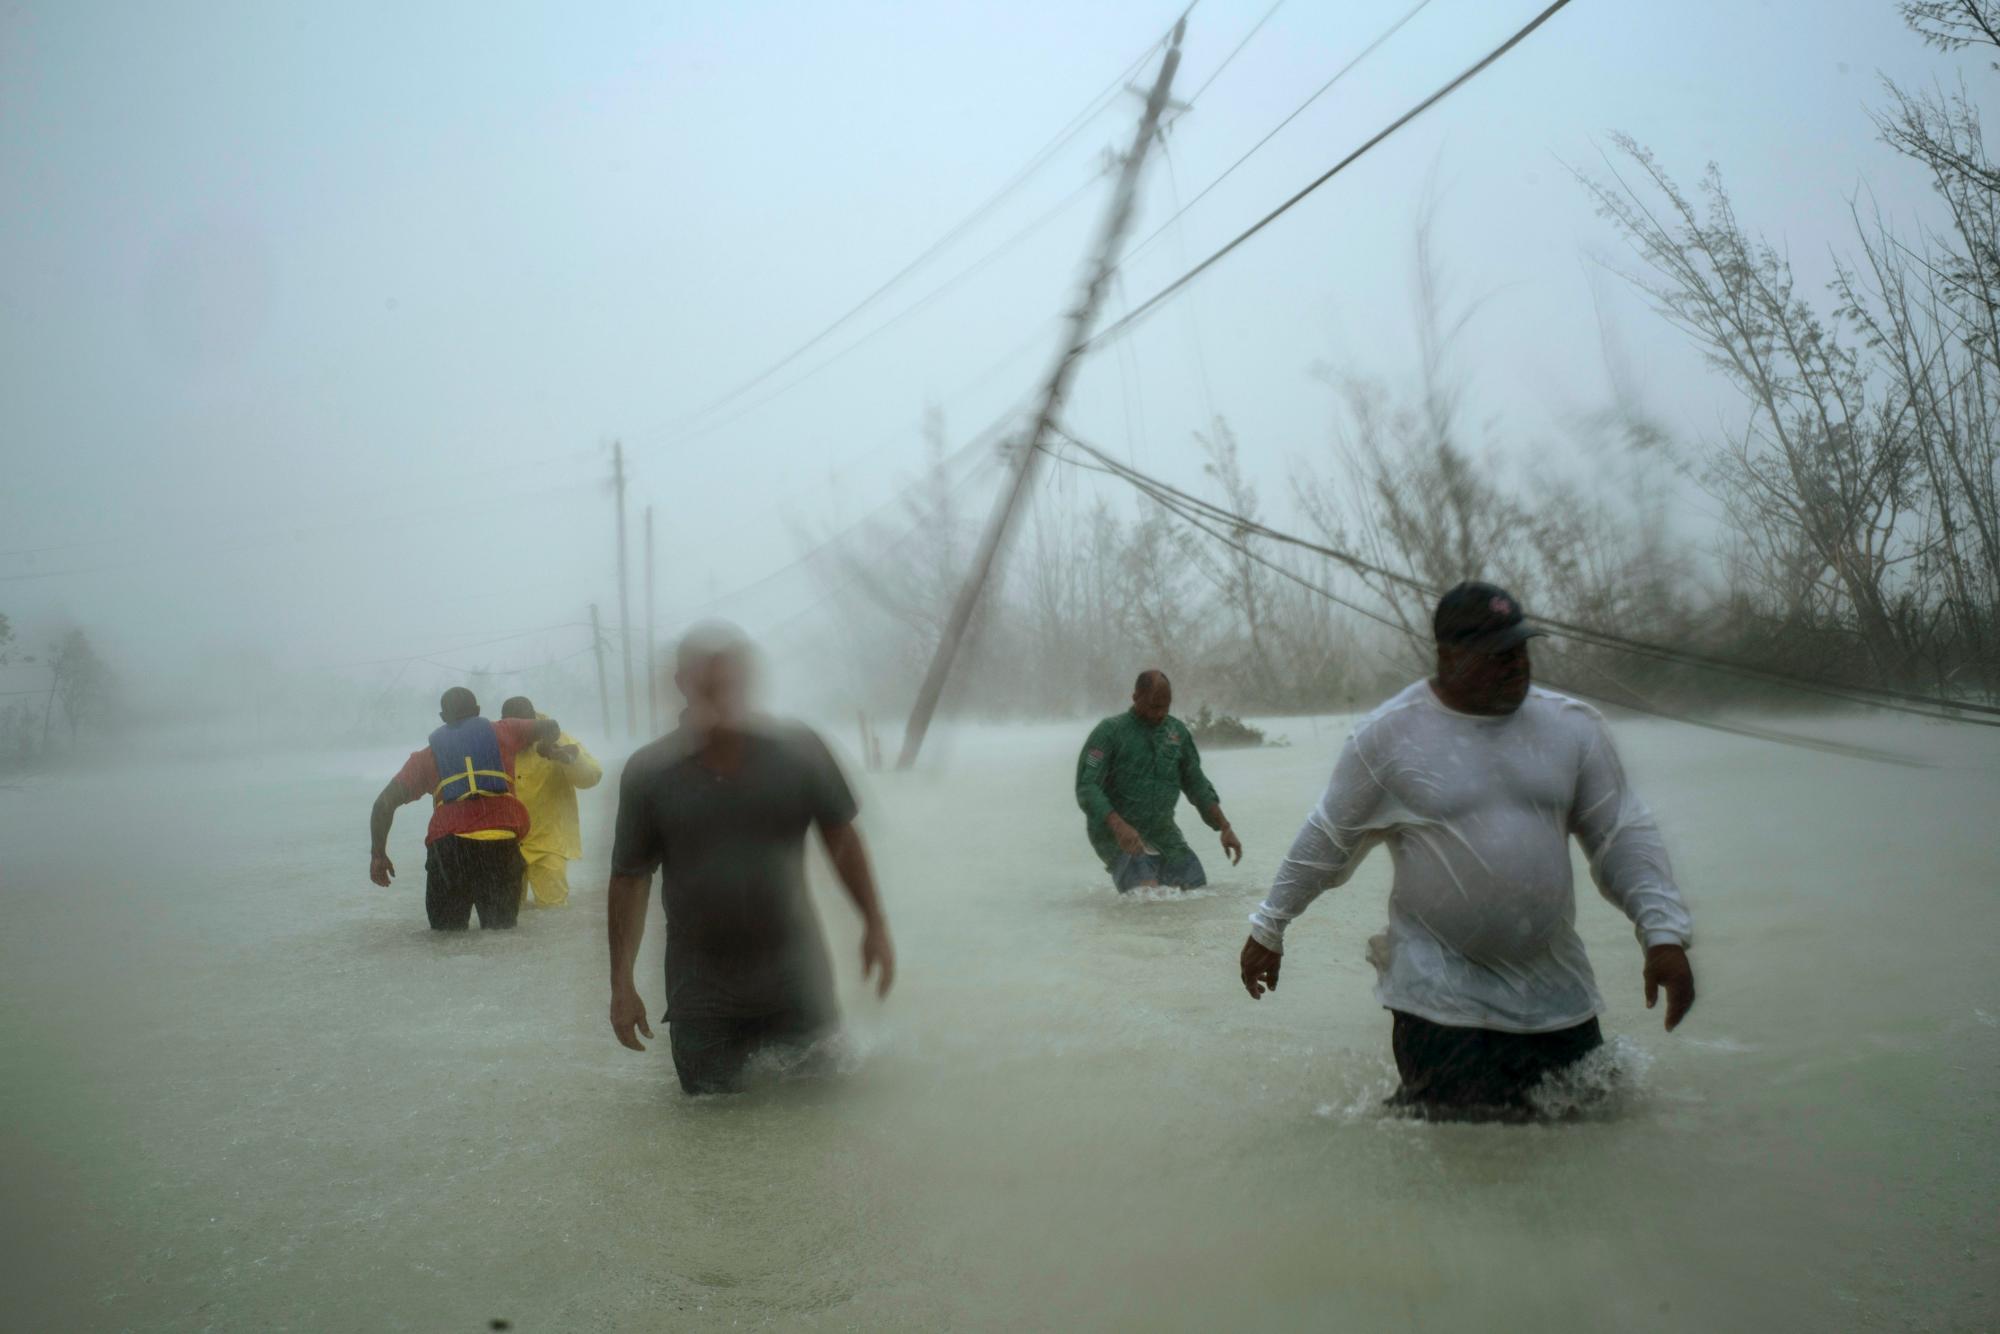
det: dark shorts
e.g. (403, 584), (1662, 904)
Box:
(667, 1010), (833, 1096)
(1388, 1010), (1604, 1123)
(423, 837), (525, 931)
(1110, 849), (1208, 892)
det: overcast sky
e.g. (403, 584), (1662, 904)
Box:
(1, 0), (1981, 701)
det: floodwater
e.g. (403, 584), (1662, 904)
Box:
(3, 709), (1997, 1331)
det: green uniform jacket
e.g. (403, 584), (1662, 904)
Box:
(1075, 710), (1220, 868)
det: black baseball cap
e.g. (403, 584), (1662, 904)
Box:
(1432, 581), (1546, 654)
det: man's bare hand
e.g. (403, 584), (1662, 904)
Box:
(1106, 813), (1146, 857)
(1219, 826), (1243, 865)
(1240, 935), (1282, 999)
(861, 920), (896, 999)
(369, 852), (395, 887)
(610, 985), (654, 1051)
(1644, 944), (1695, 1031)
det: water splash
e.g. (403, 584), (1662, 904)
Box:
(1112, 884), (1219, 905)
(740, 1025), (879, 1086)
(1526, 1035), (1654, 1120)
(1307, 1036), (1657, 1124)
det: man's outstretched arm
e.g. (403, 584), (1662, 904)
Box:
(1240, 735), (1387, 997)
(820, 821), (895, 998)
(607, 873), (654, 1050)
(368, 780), (412, 885)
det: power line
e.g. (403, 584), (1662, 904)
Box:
(1051, 438), (1936, 766)
(1555, 650), (1933, 769)
(1124, 0), (1437, 270)
(624, 214), (1088, 470)
(684, 410), (1018, 618)
(1089, 0), (1575, 354)
(1043, 427), (2000, 726)
(639, 10), (1193, 449)
(1050, 426), (2000, 723)
(654, 337), (1049, 586)
(1157, 141), (1220, 428)
(1181, 0), (1287, 107)
(748, 442), (1014, 653)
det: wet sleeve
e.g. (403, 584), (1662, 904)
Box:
(1075, 721), (1116, 821)
(494, 717), (538, 756)
(1246, 733), (1390, 951)
(609, 759), (663, 878)
(1177, 730), (1220, 811)
(559, 733), (603, 790)
(803, 730), (859, 829)
(1570, 715), (1692, 950)
(390, 750), (434, 804)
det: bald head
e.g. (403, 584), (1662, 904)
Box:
(676, 618), (752, 674)
(1131, 669), (1171, 726)
(438, 687), (479, 724)
(674, 620), (755, 729)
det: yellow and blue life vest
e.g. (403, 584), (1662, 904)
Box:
(429, 717), (512, 802)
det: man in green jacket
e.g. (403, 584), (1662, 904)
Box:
(1075, 669), (1243, 892)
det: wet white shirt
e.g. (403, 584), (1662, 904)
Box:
(1248, 682), (1692, 1034)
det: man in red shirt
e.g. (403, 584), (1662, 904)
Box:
(368, 686), (562, 930)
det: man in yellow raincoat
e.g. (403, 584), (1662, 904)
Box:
(500, 696), (602, 908)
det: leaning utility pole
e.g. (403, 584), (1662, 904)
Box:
(589, 601), (612, 739)
(644, 503), (658, 736)
(612, 440), (636, 737)
(896, 19), (1185, 769)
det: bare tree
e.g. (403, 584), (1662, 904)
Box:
(1580, 140), (1925, 683)
(1898, 1), (2000, 62)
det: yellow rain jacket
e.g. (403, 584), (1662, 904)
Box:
(513, 719), (602, 861)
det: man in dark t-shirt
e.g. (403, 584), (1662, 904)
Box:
(607, 622), (895, 1095)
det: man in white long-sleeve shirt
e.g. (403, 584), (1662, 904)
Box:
(1238, 581), (1696, 1121)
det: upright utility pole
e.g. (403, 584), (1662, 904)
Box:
(897, 20), (1185, 770)
(612, 440), (636, 738)
(644, 503), (658, 737)
(589, 602), (612, 739)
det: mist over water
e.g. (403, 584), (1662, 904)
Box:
(3, 712), (1995, 1330)
(6, 0), (2000, 1328)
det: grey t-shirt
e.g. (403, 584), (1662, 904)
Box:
(611, 721), (858, 1023)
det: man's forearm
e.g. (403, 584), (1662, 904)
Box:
(607, 873), (650, 988)
(1248, 813), (1352, 950)
(822, 824), (887, 927)
(369, 798), (395, 856)
(1200, 802), (1230, 832)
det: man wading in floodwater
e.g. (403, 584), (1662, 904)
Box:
(498, 695), (601, 910)
(368, 687), (562, 930)
(606, 622), (895, 1095)
(1238, 583), (1696, 1121)
(1076, 670), (1243, 891)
